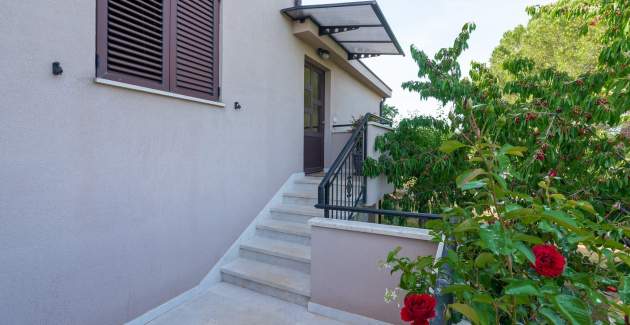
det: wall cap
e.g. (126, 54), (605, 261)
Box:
(309, 217), (433, 241)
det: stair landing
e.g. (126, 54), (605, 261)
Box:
(146, 282), (343, 325)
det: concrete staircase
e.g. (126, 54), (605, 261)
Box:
(220, 174), (324, 306)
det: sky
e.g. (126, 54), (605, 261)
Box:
(304, 0), (555, 119)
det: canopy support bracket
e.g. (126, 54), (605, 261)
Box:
(348, 53), (380, 60)
(319, 26), (360, 36)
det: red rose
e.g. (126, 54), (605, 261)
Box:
(400, 294), (437, 325)
(535, 151), (545, 161)
(548, 169), (558, 178)
(532, 244), (565, 278)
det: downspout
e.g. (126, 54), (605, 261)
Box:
(294, 0), (302, 6)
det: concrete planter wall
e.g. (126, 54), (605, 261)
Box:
(365, 122), (394, 205)
(308, 218), (442, 324)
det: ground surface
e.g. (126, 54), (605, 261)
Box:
(147, 282), (345, 325)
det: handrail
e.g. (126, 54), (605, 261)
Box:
(316, 113), (392, 219)
(316, 112), (442, 223)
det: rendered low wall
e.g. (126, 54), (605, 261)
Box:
(309, 218), (441, 324)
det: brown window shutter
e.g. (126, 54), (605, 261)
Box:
(169, 0), (220, 101)
(96, 0), (170, 90)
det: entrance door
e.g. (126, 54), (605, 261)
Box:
(303, 62), (325, 174)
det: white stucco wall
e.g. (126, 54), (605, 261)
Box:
(0, 1), (384, 324)
(330, 66), (383, 126)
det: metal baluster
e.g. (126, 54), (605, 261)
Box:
(343, 156), (347, 220)
(335, 170), (339, 219)
(345, 156), (354, 220)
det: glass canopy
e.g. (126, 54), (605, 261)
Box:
(282, 1), (404, 60)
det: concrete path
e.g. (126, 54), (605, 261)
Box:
(147, 282), (345, 325)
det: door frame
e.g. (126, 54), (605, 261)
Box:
(303, 59), (326, 174)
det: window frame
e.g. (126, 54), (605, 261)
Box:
(95, 0), (220, 101)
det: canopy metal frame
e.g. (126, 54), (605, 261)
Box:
(281, 1), (404, 60)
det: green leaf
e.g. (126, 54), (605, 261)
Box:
(479, 225), (510, 255)
(542, 210), (580, 231)
(617, 253), (630, 268)
(512, 233), (543, 244)
(472, 302), (494, 325)
(475, 252), (496, 268)
(472, 293), (494, 305)
(454, 218), (479, 233)
(550, 193), (566, 201)
(552, 294), (593, 325)
(513, 241), (536, 263)
(576, 201), (596, 215)
(539, 307), (564, 325)
(504, 208), (540, 221)
(450, 303), (480, 324)
(387, 246), (401, 262)
(491, 173), (508, 191)
(505, 279), (541, 296)
(400, 272), (417, 291)
(439, 140), (467, 153)
(442, 284), (475, 295)
(620, 275), (630, 304)
(456, 169), (486, 189)
(461, 180), (487, 191)
(499, 144), (528, 157)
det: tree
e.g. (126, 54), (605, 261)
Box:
(367, 0), (629, 223)
(490, 0), (604, 83)
(381, 102), (399, 122)
(382, 0), (629, 323)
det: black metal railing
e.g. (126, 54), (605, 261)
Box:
(315, 113), (373, 220)
(316, 113), (441, 223)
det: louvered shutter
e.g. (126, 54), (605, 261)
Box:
(96, 0), (170, 90)
(169, 0), (219, 100)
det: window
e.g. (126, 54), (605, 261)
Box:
(96, 0), (220, 101)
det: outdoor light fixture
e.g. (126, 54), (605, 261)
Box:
(52, 62), (63, 76)
(234, 102), (242, 110)
(317, 48), (331, 60)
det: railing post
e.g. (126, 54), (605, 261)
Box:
(324, 186), (330, 218)
(362, 116), (368, 204)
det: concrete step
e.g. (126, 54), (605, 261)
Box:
(256, 219), (311, 245)
(292, 175), (365, 196)
(282, 191), (318, 206)
(221, 258), (310, 306)
(270, 204), (324, 223)
(240, 237), (310, 273)
(292, 176), (323, 192)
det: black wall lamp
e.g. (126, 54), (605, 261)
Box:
(234, 102), (242, 110)
(52, 62), (63, 75)
(317, 48), (331, 60)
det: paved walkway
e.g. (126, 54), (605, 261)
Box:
(147, 283), (345, 325)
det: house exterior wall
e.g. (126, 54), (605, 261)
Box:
(323, 69), (383, 167)
(0, 1), (384, 324)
